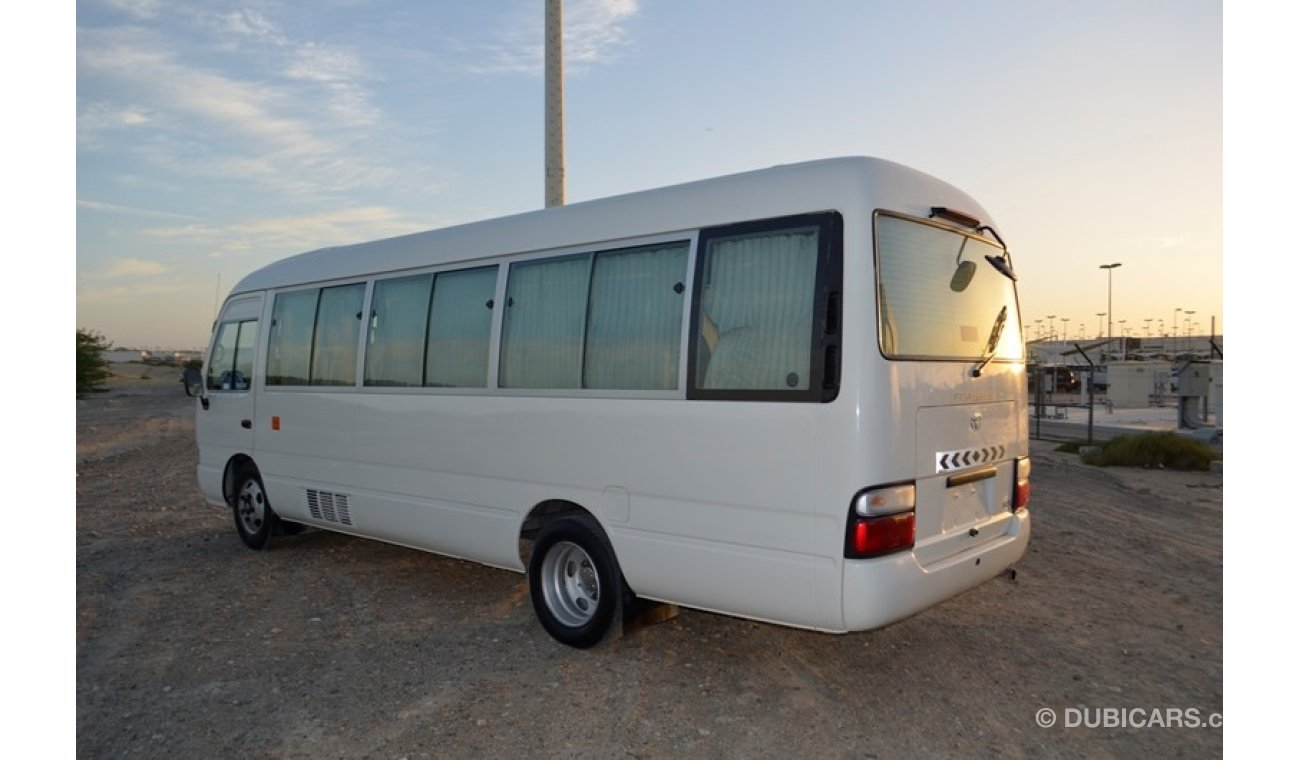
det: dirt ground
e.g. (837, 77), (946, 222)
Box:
(77, 364), (1222, 758)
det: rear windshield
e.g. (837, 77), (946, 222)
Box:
(875, 213), (1023, 361)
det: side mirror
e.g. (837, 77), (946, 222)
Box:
(182, 367), (204, 397)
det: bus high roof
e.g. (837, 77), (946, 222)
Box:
(230, 156), (990, 296)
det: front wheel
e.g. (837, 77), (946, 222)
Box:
(231, 464), (277, 550)
(528, 516), (624, 648)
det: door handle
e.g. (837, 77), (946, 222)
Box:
(241, 419), (252, 429)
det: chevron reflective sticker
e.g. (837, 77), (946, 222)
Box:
(935, 444), (1008, 473)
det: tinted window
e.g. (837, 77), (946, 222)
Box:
(499, 244), (691, 391)
(875, 215), (1023, 360)
(310, 284), (366, 386)
(694, 226), (819, 391)
(499, 254), (592, 388)
(584, 243), (688, 390)
(267, 289), (319, 385)
(266, 284), (364, 386)
(426, 266), (497, 388)
(366, 274), (433, 387)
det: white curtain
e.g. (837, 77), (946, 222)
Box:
(500, 254), (593, 388)
(366, 274), (432, 387)
(584, 243), (688, 390)
(697, 228), (817, 390)
(311, 284), (365, 386)
(426, 266), (497, 387)
(266, 289), (319, 385)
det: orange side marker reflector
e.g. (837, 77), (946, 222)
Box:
(271, 416), (281, 431)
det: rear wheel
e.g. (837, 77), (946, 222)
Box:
(232, 464), (276, 550)
(528, 516), (623, 648)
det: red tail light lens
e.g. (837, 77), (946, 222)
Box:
(846, 512), (915, 558)
(1013, 456), (1031, 510)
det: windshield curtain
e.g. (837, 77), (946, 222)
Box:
(875, 213), (1024, 361)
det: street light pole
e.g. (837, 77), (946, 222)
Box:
(544, 0), (566, 208)
(1099, 263), (1122, 358)
(1096, 312), (1105, 339)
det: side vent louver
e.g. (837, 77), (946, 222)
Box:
(305, 488), (353, 526)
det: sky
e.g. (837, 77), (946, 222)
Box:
(75, 0), (1222, 350)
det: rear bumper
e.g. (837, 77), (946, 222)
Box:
(841, 508), (1030, 631)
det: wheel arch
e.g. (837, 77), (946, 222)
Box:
(222, 454), (256, 507)
(517, 499), (610, 566)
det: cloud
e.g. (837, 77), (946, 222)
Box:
(285, 43), (378, 127)
(567, 0), (640, 66)
(104, 257), (169, 277)
(141, 206), (431, 259)
(219, 7), (287, 46)
(77, 280), (189, 305)
(462, 0), (640, 76)
(76, 103), (156, 148)
(77, 13), (389, 198)
(77, 198), (199, 220)
(101, 0), (167, 19)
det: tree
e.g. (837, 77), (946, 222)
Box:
(77, 329), (113, 397)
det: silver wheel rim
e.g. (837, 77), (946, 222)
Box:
(237, 479), (267, 535)
(540, 541), (601, 627)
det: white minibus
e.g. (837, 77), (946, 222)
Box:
(186, 157), (1031, 648)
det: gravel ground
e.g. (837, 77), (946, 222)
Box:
(76, 364), (1223, 758)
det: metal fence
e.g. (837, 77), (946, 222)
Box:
(1028, 363), (1105, 444)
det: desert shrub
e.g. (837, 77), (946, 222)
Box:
(77, 329), (112, 397)
(1054, 441), (1083, 454)
(1080, 431), (1219, 471)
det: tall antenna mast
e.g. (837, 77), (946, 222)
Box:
(544, 0), (565, 207)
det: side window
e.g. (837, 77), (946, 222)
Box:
(266, 283), (365, 386)
(206, 320), (257, 391)
(584, 242), (688, 390)
(310, 284), (366, 386)
(500, 254), (593, 388)
(363, 266), (498, 388)
(690, 213), (841, 400)
(500, 244), (691, 391)
(366, 274), (433, 387)
(426, 266), (497, 387)
(267, 289), (319, 385)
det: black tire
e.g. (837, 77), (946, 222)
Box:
(528, 516), (624, 648)
(231, 463), (277, 550)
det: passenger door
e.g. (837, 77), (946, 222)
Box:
(198, 295), (263, 465)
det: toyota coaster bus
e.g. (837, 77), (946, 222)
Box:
(186, 157), (1032, 648)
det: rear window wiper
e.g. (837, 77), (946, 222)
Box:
(971, 305), (1008, 378)
(974, 225), (1017, 282)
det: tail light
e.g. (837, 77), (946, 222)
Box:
(1013, 456), (1031, 510)
(845, 482), (916, 558)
